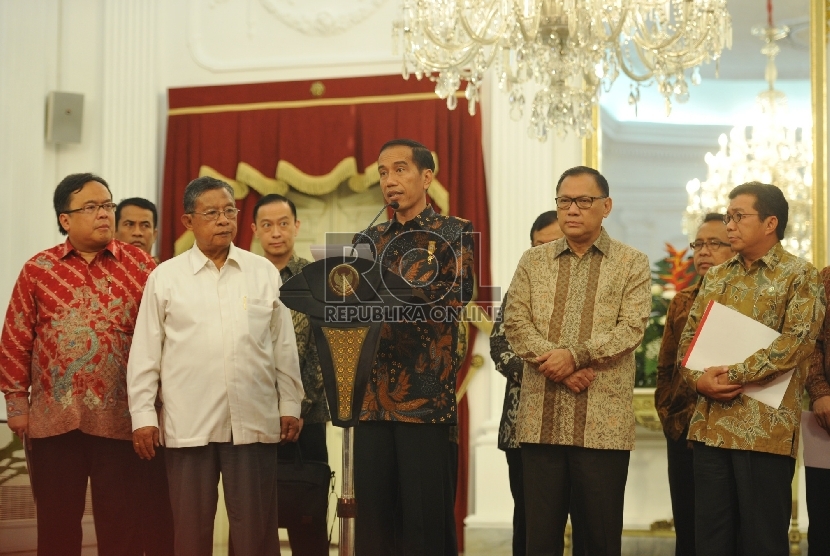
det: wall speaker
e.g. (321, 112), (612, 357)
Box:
(45, 91), (84, 144)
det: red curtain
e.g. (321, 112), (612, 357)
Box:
(161, 75), (491, 549)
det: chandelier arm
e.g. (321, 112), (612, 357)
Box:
(455, 3), (508, 46)
(628, 2), (695, 52)
(615, 43), (655, 82)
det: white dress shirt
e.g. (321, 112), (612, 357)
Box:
(128, 243), (304, 448)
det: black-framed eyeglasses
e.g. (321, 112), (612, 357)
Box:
(555, 196), (607, 210)
(62, 202), (117, 215)
(189, 207), (239, 221)
(723, 212), (763, 224)
(690, 239), (731, 252)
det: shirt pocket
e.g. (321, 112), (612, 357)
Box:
(246, 298), (274, 346)
(751, 283), (789, 329)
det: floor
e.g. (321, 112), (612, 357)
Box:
(3, 537), (813, 555)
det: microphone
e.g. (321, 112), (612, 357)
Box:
(351, 201), (399, 252)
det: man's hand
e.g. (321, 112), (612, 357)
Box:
(8, 414), (28, 439)
(280, 416), (300, 443)
(813, 396), (830, 435)
(562, 368), (596, 394)
(536, 349), (576, 382)
(133, 426), (159, 460)
(696, 366), (743, 402)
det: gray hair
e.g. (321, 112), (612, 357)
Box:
(183, 176), (235, 213)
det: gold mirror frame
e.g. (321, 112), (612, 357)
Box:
(584, 3), (828, 266)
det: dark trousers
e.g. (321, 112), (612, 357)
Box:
(277, 422), (329, 556)
(29, 429), (141, 556)
(354, 421), (456, 556)
(136, 445), (175, 556)
(505, 448), (527, 556)
(165, 442), (279, 556)
(693, 442), (794, 556)
(806, 466), (830, 556)
(665, 433), (695, 556)
(522, 443), (629, 556)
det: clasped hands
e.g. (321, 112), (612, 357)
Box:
(535, 348), (594, 394)
(695, 365), (743, 402)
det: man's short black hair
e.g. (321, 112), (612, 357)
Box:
(53, 173), (111, 235)
(183, 176), (235, 214)
(253, 194), (297, 223)
(702, 212), (724, 224)
(378, 139), (435, 173)
(530, 210), (558, 242)
(555, 166), (610, 197)
(728, 181), (789, 240)
(116, 197), (158, 228)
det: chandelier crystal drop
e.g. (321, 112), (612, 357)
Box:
(394, 0), (732, 139)
(683, 25), (813, 260)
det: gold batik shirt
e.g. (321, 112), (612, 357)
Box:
(678, 242), (825, 457)
(503, 229), (651, 450)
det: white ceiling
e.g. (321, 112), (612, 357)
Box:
(601, 0), (812, 126)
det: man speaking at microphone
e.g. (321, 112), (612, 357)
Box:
(351, 139), (475, 555)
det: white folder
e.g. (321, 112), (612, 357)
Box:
(682, 300), (790, 408)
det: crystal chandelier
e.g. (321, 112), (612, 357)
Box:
(683, 24), (813, 260)
(394, 0), (732, 140)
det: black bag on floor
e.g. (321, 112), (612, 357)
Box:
(277, 448), (334, 528)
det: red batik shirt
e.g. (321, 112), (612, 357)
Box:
(0, 239), (155, 440)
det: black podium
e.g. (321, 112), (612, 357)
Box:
(280, 252), (411, 555)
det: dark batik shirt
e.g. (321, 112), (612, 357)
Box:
(0, 239), (155, 440)
(280, 253), (330, 425)
(353, 205), (475, 424)
(490, 292), (523, 450)
(654, 283), (700, 441)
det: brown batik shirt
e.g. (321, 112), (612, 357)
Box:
(678, 242), (825, 457)
(806, 266), (830, 407)
(280, 253), (330, 424)
(655, 283), (701, 441)
(353, 205), (475, 424)
(503, 229), (651, 450)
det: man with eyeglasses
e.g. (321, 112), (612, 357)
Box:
(677, 182), (825, 556)
(654, 213), (732, 556)
(127, 176), (304, 556)
(0, 173), (155, 556)
(503, 166), (651, 555)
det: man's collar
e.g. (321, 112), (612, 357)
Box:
(282, 252), (303, 277)
(382, 205), (437, 235)
(551, 227), (611, 258)
(188, 243), (240, 274)
(59, 239), (120, 261)
(727, 241), (783, 270)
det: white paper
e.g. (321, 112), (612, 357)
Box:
(741, 370), (793, 408)
(683, 301), (789, 408)
(801, 411), (830, 470)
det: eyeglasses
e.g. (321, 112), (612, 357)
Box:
(723, 212), (763, 224)
(189, 207), (239, 221)
(63, 202), (117, 215)
(690, 239), (731, 251)
(555, 196), (607, 210)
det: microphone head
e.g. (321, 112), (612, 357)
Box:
(389, 201), (400, 210)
